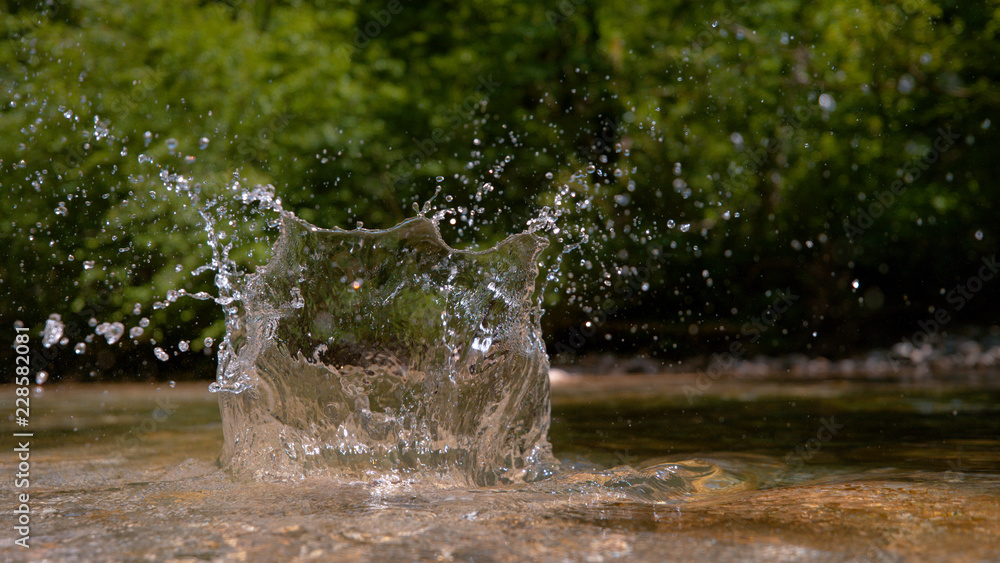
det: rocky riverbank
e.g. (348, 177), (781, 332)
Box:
(553, 325), (1000, 381)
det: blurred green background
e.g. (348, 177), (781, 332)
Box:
(2, 0), (999, 381)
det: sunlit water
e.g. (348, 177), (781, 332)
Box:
(3, 376), (999, 561)
(215, 213), (555, 484)
(7, 193), (1000, 560)
(208, 207), (794, 500)
(5, 18), (999, 558)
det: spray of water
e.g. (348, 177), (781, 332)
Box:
(213, 210), (556, 484)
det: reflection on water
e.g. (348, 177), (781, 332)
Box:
(3, 376), (999, 561)
(550, 374), (1000, 477)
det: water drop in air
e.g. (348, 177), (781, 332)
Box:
(96, 322), (125, 344)
(42, 314), (65, 348)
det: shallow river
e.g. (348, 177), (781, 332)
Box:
(2, 372), (999, 562)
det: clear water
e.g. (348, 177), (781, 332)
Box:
(215, 213), (555, 485)
(3, 377), (998, 561)
(6, 191), (1000, 560)
(208, 209), (792, 498)
(5, 11), (998, 559)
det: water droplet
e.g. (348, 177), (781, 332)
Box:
(129, 326), (144, 339)
(975, 230), (984, 241)
(96, 322), (125, 344)
(199, 136), (210, 150)
(154, 347), (170, 361)
(852, 279), (860, 290)
(545, 172), (553, 180)
(178, 340), (190, 352)
(204, 337), (214, 348)
(143, 131), (153, 147)
(74, 342), (86, 355)
(165, 138), (179, 154)
(42, 314), (65, 348)
(35, 371), (49, 385)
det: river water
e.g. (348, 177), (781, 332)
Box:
(3, 372), (998, 562)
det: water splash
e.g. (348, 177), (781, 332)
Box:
(214, 211), (556, 485)
(42, 314), (65, 348)
(6, 101), (714, 496)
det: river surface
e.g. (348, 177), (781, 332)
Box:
(2, 371), (999, 562)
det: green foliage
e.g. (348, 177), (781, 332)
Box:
(2, 0), (999, 380)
